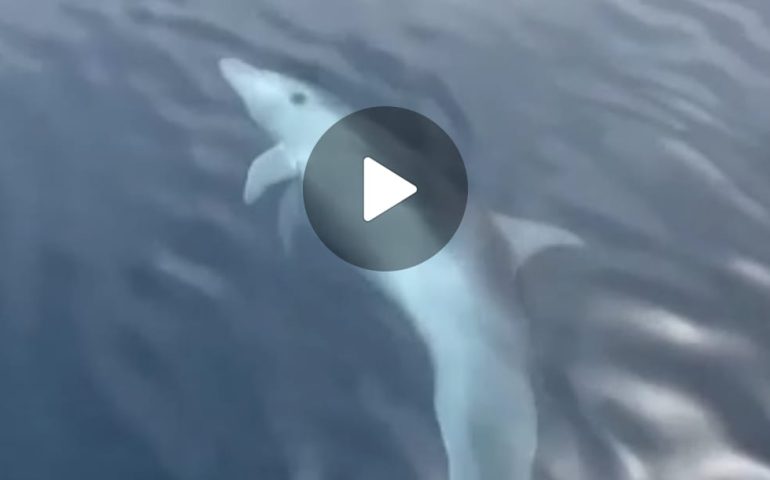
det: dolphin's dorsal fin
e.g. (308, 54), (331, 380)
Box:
(243, 143), (298, 204)
(491, 212), (584, 265)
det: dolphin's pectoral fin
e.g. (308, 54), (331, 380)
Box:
(243, 143), (298, 205)
(277, 181), (304, 254)
(492, 213), (584, 264)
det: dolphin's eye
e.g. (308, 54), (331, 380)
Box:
(290, 92), (307, 105)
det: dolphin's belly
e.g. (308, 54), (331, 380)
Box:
(368, 249), (536, 480)
(368, 245), (524, 362)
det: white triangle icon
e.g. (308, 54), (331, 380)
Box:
(363, 157), (417, 222)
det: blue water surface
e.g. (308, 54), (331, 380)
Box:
(1, 1), (770, 479)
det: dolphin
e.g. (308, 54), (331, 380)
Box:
(219, 57), (583, 480)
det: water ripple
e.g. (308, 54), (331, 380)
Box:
(2, 0), (770, 478)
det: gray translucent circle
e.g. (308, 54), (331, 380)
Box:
(303, 107), (468, 271)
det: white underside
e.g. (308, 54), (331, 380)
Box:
(368, 221), (537, 480)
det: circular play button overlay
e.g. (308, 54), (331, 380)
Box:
(303, 107), (468, 271)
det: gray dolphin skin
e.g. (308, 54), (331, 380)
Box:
(219, 57), (583, 480)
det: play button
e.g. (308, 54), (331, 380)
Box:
(363, 157), (417, 222)
(303, 107), (468, 271)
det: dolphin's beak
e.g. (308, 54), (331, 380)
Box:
(218, 57), (257, 94)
